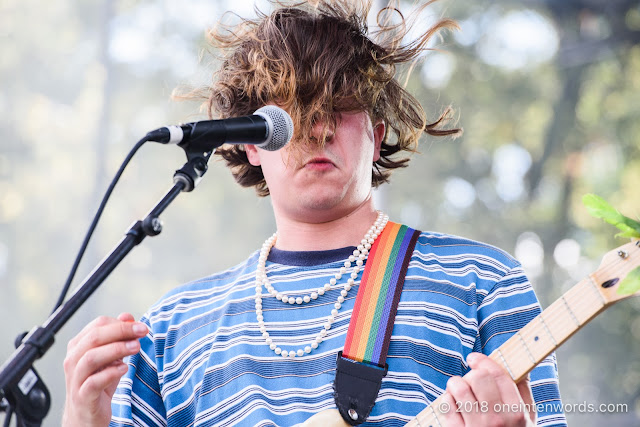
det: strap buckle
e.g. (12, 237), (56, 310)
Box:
(333, 351), (388, 425)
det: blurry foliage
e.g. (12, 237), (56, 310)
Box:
(1, 0), (640, 425)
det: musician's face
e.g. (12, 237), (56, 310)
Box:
(245, 110), (385, 223)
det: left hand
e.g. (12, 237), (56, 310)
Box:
(439, 352), (536, 426)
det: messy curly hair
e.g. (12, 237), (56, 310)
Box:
(189, 0), (461, 196)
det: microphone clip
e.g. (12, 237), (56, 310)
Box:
(173, 149), (213, 192)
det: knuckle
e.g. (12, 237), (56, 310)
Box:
(488, 415), (506, 427)
(82, 372), (98, 394)
(63, 355), (75, 373)
(488, 365), (508, 380)
(511, 411), (528, 425)
(94, 315), (111, 327)
(86, 329), (100, 347)
(120, 320), (132, 337)
(467, 368), (489, 384)
(448, 377), (470, 396)
(82, 348), (97, 367)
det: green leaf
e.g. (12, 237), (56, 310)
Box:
(617, 267), (640, 295)
(582, 194), (640, 239)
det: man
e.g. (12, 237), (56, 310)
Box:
(63, 1), (566, 426)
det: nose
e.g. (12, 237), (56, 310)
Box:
(309, 120), (335, 145)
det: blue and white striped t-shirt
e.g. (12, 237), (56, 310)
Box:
(111, 230), (566, 426)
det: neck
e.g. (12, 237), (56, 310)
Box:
(272, 197), (379, 251)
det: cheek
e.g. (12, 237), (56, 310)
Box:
(258, 152), (289, 183)
(357, 141), (376, 171)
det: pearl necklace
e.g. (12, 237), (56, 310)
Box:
(254, 211), (389, 358)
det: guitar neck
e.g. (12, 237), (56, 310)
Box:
(406, 274), (610, 427)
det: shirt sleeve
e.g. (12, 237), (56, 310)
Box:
(476, 263), (567, 427)
(110, 316), (167, 427)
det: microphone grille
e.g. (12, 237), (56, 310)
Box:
(254, 106), (294, 151)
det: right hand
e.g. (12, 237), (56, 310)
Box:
(62, 313), (148, 427)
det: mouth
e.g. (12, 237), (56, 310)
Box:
(304, 157), (336, 171)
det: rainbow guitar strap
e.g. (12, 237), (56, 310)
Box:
(334, 222), (421, 425)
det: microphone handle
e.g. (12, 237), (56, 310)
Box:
(182, 116), (269, 152)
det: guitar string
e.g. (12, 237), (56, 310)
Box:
(492, 247), (640, 374)
(493, 278), (604, 381)
(410, 248), (640, 426)
(496, 260), (633, 377)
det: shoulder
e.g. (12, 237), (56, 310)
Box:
(406, 228), (528, 295)
(144, 251), (260, 322)
(412, 229), (521, 271)
(413, 230), (518, 266)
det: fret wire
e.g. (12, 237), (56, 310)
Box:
(543, 296), (576, 334)
(499, 279), (604, 372)
(537, 313), (557, 346)
(497, 253), (638, 379)
(516, 331), (536, 364)
(499, 325), (552, 375)
(502, 251), (636, 374)
(587, 276), (607, 306)
(493, 306), (563, 375)
(499, 245), (640, 368)
(409, 248), (640, 427)
(565, 279), (597, 319)
(429, 405), (442, 427)
(560, 295), (581, 326)
(511, 321), (549, 362)
(562, 279), (603, 324)
(498, 285), (603, 374)
(495, 348), (515, 380)
(504, 295), (582, 360)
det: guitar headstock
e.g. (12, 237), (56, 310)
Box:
(591, 239), (640, 304)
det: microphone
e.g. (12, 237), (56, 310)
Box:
(146, 105), (294, 152)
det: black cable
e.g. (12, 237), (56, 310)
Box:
(2, 405), (13, 427)
(51, 137), (149, 313)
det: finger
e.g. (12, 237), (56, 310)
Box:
(77, 360), (129, 403)
(117, 312), (136, 322)
(467, 353), (522, 406)
(69, 314), (137, 351)
(72, 339), (140, 392)
(65, 317), (121, 383)
(447, 375), (490, 424)
(72, 320), (147, 360)
(67, 316), (119, 355)
(516, 376), (536, 423)
(65, 320), (147, 384)
(459, 361), (502, 407)
(437, 391), (464, 427)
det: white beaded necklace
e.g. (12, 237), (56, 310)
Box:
(254, 211), (389, 358)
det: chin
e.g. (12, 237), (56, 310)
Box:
(301, 196), (343, 212)
(289, 192), (346, 218)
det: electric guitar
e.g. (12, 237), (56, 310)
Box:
(303, 240), (640, 426)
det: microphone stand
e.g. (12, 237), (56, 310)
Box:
(0, 150), (212, 426)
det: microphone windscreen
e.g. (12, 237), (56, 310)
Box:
(254, 106), (294, 151)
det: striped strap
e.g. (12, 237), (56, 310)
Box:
(343, 221), (420, 366)
(334, 222), (420, 425)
